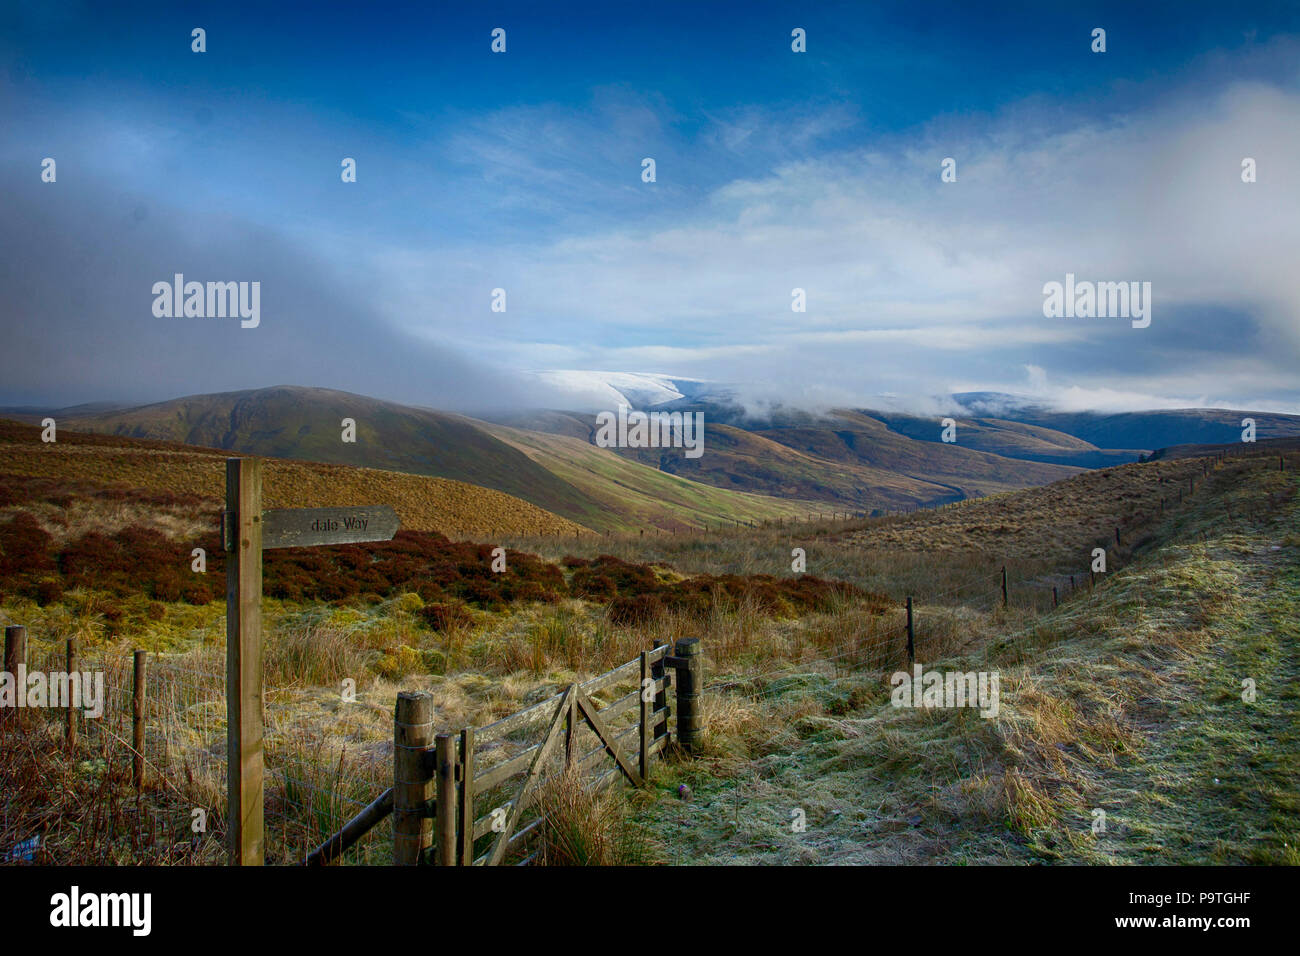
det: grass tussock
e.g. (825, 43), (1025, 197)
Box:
(534, 769), (658, 866)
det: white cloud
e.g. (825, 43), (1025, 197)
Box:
(366, 64), (1300, 414)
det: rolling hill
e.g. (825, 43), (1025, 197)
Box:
(0, 418), (586, 539)
(482, 421), (824, 532)
(862, 412), (1140, 468)
(5, 387), (841, 533)
(496, 404), (1084, 509)
(13, 384), (1296, 532)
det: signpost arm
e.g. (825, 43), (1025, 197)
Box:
(226, 457), (265, 866)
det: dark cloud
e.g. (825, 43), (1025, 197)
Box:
(0, 165), (534, 412)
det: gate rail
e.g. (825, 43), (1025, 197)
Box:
(304, 637), (703, 866)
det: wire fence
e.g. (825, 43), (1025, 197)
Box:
(706, 559), (1109, 707)
(1, 634), (227, 863)
(4, 629), (397, 865)
(0, 560), (1090, 864)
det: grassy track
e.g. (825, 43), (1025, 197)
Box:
(635, 463), (1299, 865)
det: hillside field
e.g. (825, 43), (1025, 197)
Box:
(0, 418), (587, 540)
(0, 440), (1294, 867)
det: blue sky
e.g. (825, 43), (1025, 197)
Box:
(2, 0), (1299, 413)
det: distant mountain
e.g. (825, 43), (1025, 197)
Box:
(15, 383), (1297, 530)
(599, 408), (1082, 508)
(10, 386), (824, 533)
(864, 412), (1141, 468)
(951, 392), (1300, 451)
(495, 386), (1300, 509)
(0, 418), (586, 540)
(45, 385), (600, 521)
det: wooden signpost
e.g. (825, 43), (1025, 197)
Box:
(224, 458), (399, 865)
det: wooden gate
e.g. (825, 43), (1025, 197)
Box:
(305, 638), (702, 866)
(454, 641), (675, 866)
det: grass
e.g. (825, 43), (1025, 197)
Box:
(534, 768), (660, 865)
(486, 421), (833, 532)
(629, 453), (1299, 864)
(0, 419), (588, 539)
(1, 447), (1293, 865)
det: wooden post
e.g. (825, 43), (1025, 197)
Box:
(393, 690), (435, 865)
(1070, 575), (1076, 593)
(651, 639), (669, 745)
(3, 624), (24, 674)
(434, 733), (457, 866)
(3, 625), (25, 727)
(671, 638), (703, 753)
(65, 638), (77, 747)
(905, 596), (915, 665)
(1052, 586), (1058, 609)
(564, 687), (574, 766)
(458, 727), (474, 866)
(226, 457), (264, 866)
(1001, 566), (1008, 608)
(639, 650), (651, 782)
(132, 649), (147, 791)
(1115, 527), (1121, 546)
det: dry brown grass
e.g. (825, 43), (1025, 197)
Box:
(0, 419), (588, 539)
(839, 456), (1208, 563)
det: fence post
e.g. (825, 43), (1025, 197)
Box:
(3, 625), (26, 726)
(905, 597), (915, 666)
(651, 639), (669, 745)
(3, 624), (24, 674)
(132, 649), (147, 791)
(1001, 567), (1008, 608)
(393, 691), (435, 865)
(639, 650), (651, 782)
(225, 457), (264, 866)
(671, 638), (703, 753)
(66, 638), (77, 747)
(458, 727), (474, 865)
(434, 733), (457, 866)
(564, 688), (574, 766)
(1052, 586), (1058, 609)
